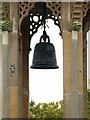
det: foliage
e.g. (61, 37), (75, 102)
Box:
(66, 21), (81, 31)
(30, 89), (90, 119)
(0, 20), (13, 31)
(89, 79), (90, 83)
(29, 100), (63, 119)
(87, 89), (90, 119)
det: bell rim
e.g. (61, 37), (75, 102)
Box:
(30, 64), (59, 69)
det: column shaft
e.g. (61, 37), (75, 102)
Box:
(2, 31), (9, 118)
(63, 31), (87, 118)
(8, 32), (20, 118)
(63, 31), (72, 118)
(0, 32), (2, 119)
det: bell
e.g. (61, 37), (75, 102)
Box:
(30, 34), (59, 69)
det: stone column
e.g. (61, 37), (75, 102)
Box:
(21, 16), (29, 118)
(63, 30), (72, 118)
(61, 2), (87, 118)
(8, 3), (22, 118)
(78, 31), (87, 118)
(2, 31), (9, 118)
(71, 31), (79, 118)
(8, 31), (20, 118)
(0, 2), (3, 119)
(63, 30), (87, 118)
(0, 32), (2, 119)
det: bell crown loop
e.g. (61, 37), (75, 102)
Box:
(40, 31), (50, 43)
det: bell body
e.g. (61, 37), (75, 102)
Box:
(30, 42), (59, 69)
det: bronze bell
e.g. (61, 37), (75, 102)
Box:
(30, 32), (59, 69)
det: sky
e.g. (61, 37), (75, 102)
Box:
(29, 19), (63, 104)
